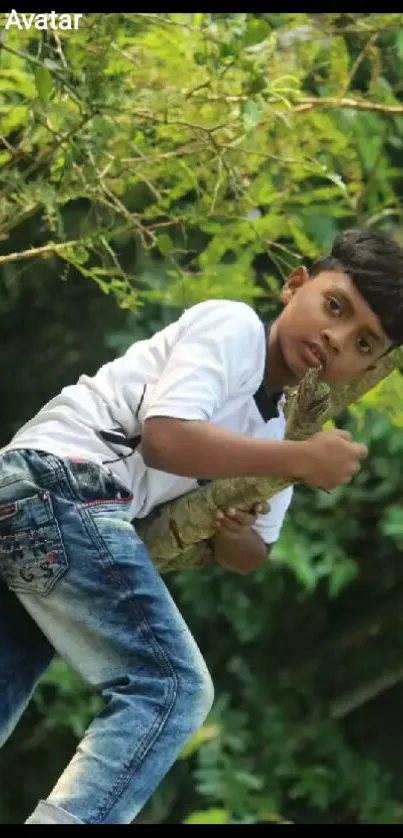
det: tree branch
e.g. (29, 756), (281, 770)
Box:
(0, 239), (86, 264)
(341, 32), (379, 96)
(189, 91), (403, 117)
(330, 663), (403, 720)
(0, 112), (93, 191)
(0, 217), (182, 265)
(294, 96), (403, 115)
(294, 661), (403, 749)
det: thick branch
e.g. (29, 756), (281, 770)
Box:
(137, 351), (402, 573)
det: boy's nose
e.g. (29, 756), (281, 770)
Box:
(322, 329), (342, 355)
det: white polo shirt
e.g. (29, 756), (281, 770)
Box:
(4, 299), (293, 544)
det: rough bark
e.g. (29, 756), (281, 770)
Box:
(134, 350), (402, 573)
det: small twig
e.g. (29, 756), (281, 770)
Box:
(97, 186), (157, 245)
(148, 219), (182, 231)
(294, 96), (403, 115)
(111, 41), (141, 69)
(219, 140), (321, 168)
(185, 81), (211, 100)
(51, 31), (68, 69)
(341, 31), (379, 96)
(330, 662), (403, 720)
(137, 111), (236, 135)
(0, 135), (22, 156)
(0, 239), (86, 264)
(98, 235), (127, 279)
(190, 94), (247, 103)
(210, 155), (223, 213)
(318, 22), (403, 37)
(188, 93), (403, 116)
(287, 660), (403, 751)
(121, 143), (204, 164)
(265, 239), (302, 260)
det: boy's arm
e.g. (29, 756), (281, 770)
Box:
(141, 299), (303, 481)
(142, 417), (304, 481)
(212, 526), (270, 574)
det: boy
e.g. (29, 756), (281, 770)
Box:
(0, 228), (401, 824)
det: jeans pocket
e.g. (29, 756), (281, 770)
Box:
(0, 491), (68, 596)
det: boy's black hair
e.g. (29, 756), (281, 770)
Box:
(309, 228), (403, 346)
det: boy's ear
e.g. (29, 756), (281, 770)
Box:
(281, 265), (310, 305)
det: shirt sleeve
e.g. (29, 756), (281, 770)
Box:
(144, 300), (265, 423)
(252, 485), (294, 545)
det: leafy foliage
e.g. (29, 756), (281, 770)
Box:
(1, 13), (403, 308)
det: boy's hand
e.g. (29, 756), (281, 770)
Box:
(215, 502), (269, 540)
(297, 428), (368, 490)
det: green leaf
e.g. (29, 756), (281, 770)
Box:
(241, 100), (261, 133)
(62, 245), (90, 265)
(34, 66), (53, 100)
(193, 12), (204, 27)
(93, 116), (115, 141)
(178, 723), (220, 760)
(247, 72), (267, 94)
(0, 68), (36, 98)
(326, 171), (347, 194)
(328, 559), (358, 598)
(194, 52), (207, 66)
(259, 810), (294, 824)
(381, 506), (403, 542)
(156, 233), (174, 256)
(0, 105), (29, 133)
(220, 42), (238, 59)
(243, 18), (270, 47)
(183, 808), (230, 825)
(234, 770), (264, 791)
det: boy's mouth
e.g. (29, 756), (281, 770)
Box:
(300, 340), (326, 370)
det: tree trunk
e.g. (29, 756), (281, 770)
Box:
(135, 351), (401, 573)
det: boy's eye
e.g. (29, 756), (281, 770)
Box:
(357, 336), (371, 355)
(326, 297), (341, 315)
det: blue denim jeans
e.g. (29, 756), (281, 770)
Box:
(0, 449), (214, 824)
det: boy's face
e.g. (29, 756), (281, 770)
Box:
(275, 267), (392, 385)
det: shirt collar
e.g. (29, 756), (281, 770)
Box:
(253, 320), (282, 422)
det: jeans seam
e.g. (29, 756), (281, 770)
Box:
(93, 675), (178, 824)
(75, 504), (180, 824)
